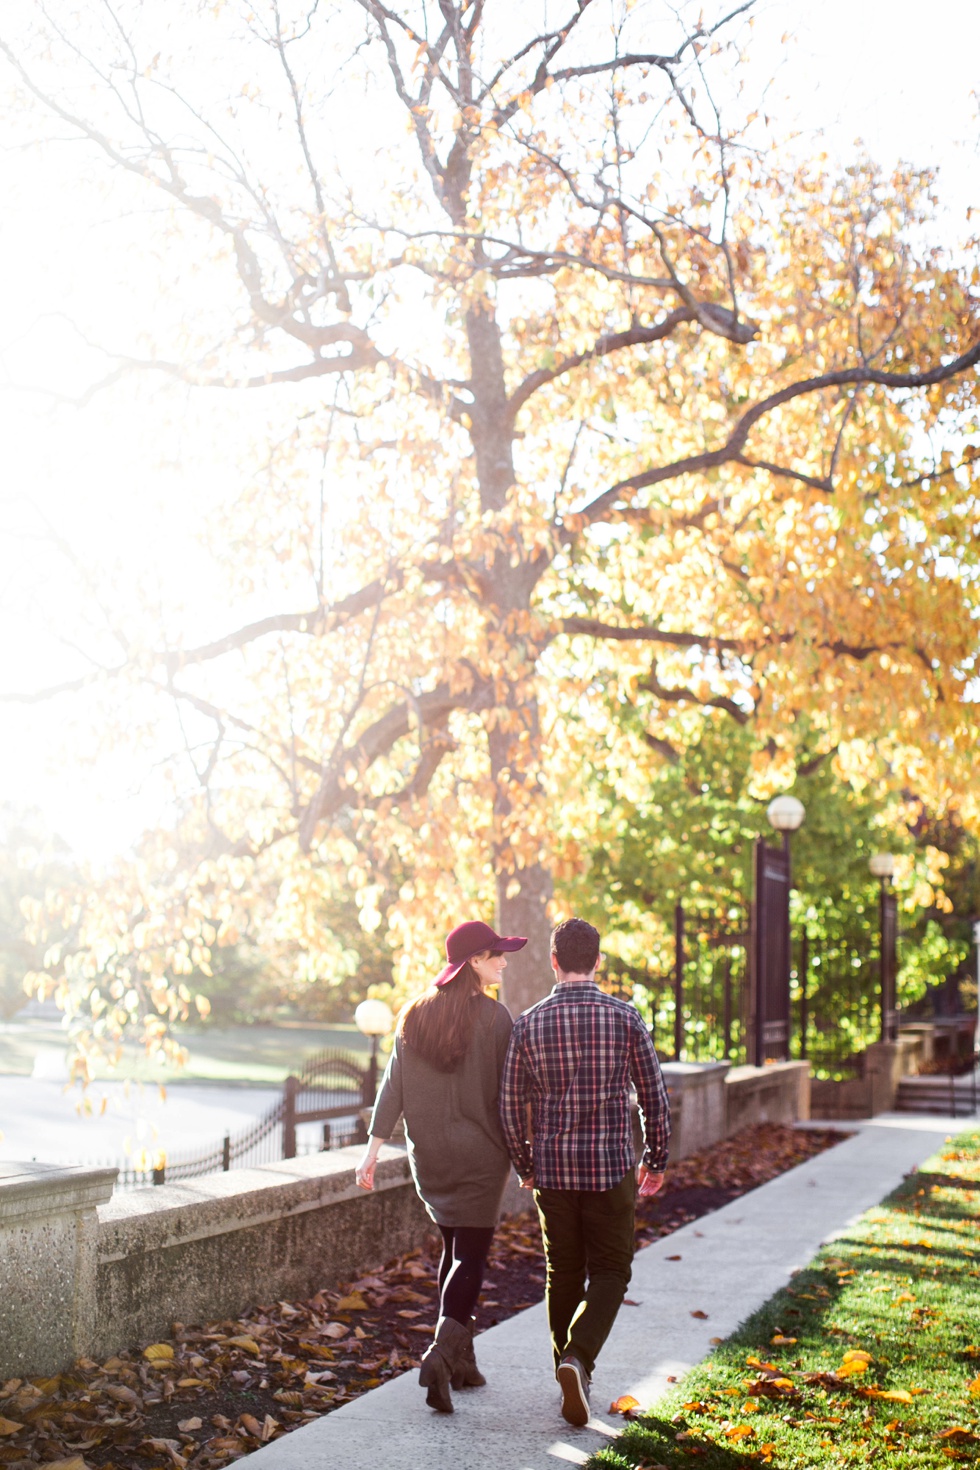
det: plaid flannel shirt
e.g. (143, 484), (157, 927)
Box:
(499, 979), (670, 1190)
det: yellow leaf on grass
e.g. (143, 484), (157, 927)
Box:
(742, 1400), (760, 1414)
(938, 1428), (977, 1443)
(968, 1376), (980, 1397)
(862, 1388), (913, 1403)
(610, 1395), (640, 1415)
(771, 1335), (797, 1346)
(0, 1418), (24, 1436)
(143, 1343), (174, 1362)
(725, 1425), (755, 1440)
(836, 1359), (869, 1377)
(224, 1336), (261, 1355)
(746, 1357), (779, 1372)
(335, 1292), (368, 1311)
(842, 1350), (873, 1364)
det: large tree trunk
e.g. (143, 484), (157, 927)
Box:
(466, 296), (554, 1015)
(495, 850), (553, 1018)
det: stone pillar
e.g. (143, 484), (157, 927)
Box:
(864, 1041), (901, 1114)
(0, 1161), (117, 1378)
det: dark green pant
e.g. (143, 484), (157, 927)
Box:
(534, 1171), (636, 1378)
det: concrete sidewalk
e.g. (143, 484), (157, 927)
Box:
(242, 1113), (969, 1470)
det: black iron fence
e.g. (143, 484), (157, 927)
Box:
(82, 1046), (370, 1192)
(601, 903), (751, 1064)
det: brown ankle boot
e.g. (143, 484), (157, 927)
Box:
(451, 1318), (486, 1389)
(418, 1316), (470, 1413)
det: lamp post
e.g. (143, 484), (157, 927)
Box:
(354, 998), (394, 1109)
(869, 853), (897, 1042)
(752, 795), (805, 1065)
(766, 794), (806, 869)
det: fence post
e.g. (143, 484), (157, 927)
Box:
(799, 930), (809, 1060)
(222, 1134), (231, 1172)
(321, 1122), (331, 1152)
(723, 954), (733, 1059)
(673, 901), (684, 1061)
(283, 1076), (299, 1160)
(152, 1164), (165, 1187)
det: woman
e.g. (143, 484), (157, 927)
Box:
(355, 919), (524, 1413)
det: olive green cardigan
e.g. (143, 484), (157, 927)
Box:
(369, 993), (514, 1227)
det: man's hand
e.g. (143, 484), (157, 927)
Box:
(637, 1164), (665, 1197)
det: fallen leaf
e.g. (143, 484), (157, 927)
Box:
(771, 1335), (797, 1346)
(105, 1384), (140, 1405)
(709, 1337), (724, 1345)
(396, 1310), (422, 1320)
(224, 1336), (261, 1355)
(177, 1417), (203, 1432)
(836, 1359), (869, 1378)
(322, 1323), (348, 1340)
(841, 1350), (873, 1365)
(334, 1292), (368, 1311)
(860, 1388), (914, 1403)
(725, 1424), (755, 1440)
(239, 1413), (263, 1437)
(939, 1428), (978, 1444)
(176, 1377), (208, 1389)
(0, 1418), (24, 1436)
(690, 1310), (709, 1319)
(37, 1459), (88, 1470)
(143, 1343), (175, 1363)
(260, 1415), (279, 1442)
(666, 1255), (682, 1261)
(609, 1395), (640, 1415)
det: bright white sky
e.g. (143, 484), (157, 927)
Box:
(0, 0), (977, 860)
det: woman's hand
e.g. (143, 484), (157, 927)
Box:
(355, 1136), (385, 1191)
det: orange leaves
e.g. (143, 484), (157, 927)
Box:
(609, 1394), (641, 1416)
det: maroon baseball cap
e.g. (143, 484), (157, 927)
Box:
(433, 920), (528, 987)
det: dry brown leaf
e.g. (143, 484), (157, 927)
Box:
(176, 1378), (208, 1389)
(239, 1413), (263, 1437)
(223, 1337), (261, 1355)
(322, 1324), (348, 1340)
(0, 1418), (24, 1437)
(37, 1458), (88, 1470)
(334, 1293), (367, 1311)
(260, 1415), (279, 1442)
(690, 1310), (709, 1319)
(143, 1344), (175, 1363)
(771, 1335), (797, 1346)
(104, 1385), (139, 1406)
(177, 1417), (203, 1433)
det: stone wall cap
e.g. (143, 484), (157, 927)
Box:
(0, 1161), (118, 1223)
(661, 1061), (731, 1081)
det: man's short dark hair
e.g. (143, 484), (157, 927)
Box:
(551, 918), (601, 975)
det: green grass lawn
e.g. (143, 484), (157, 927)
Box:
(590, 1128), (980, 1469)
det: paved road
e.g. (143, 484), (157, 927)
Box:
(0, 1075), (286, 1169)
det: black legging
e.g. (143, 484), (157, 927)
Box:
(437, 1225), (495, 1325)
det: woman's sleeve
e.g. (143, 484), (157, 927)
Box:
(368, 1032), (404, 1138)
(494, 1001), (514, 1077)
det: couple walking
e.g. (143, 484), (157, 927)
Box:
(355, 915), (670, 1426)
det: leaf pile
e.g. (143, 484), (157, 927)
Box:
(590, 1127), (980, 1470)
(0, 1124), (843, 1469)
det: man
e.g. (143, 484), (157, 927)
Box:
(499, 917), (670, 1428)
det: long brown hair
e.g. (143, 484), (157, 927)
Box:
(399, 963), (482, 1072)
